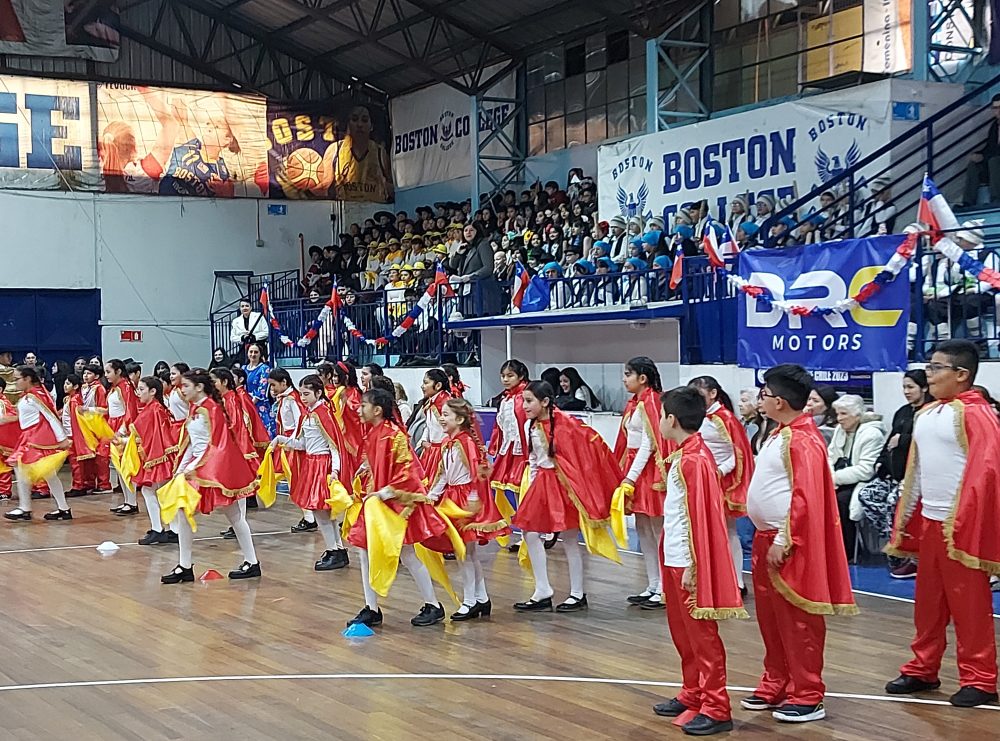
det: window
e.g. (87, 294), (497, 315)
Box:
(566, 43), (586, 77)
(607, 30), (629, 64)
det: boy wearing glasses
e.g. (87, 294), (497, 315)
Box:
(885, 339), (1000, 707)
(742, 364), (857, 724)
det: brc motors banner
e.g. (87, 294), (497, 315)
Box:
(266, 98), (394, 202)
(597, 81), (895, 227)
(737, 235), (910, 372)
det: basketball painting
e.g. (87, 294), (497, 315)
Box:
(266, 98), (395, 202)
(97, 85), (270, 197)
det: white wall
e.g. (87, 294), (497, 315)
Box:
(0, 191), (333, 365)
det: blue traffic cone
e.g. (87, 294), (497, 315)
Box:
(342, 623), (375, 638)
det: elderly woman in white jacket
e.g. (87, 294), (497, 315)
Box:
(827, 394), (886, 561)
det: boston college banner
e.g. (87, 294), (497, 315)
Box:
(0, 0), (119, 62)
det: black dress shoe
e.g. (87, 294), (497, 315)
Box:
(507, 542), (521, 553)
(346, 606), (383, 627)
(43, 509), (72, 521)
(950, 686), (999, 707)
(30, 490), (50, 500)
(92, 487), (113, 495)
(639, 593), (666, 610)
(109, 502), (125, 512)
(220, 527), (236, 540)
(315, 549), (350, 571)
(542, 532), (559, 549)
(246, 495), (259, 509)
(885, 674), (941, 694)
(513, 596), (553, 612)
(450, 603), (479, 621)
(66, 488), (90, 498)
(410, 602), (446, 627)
(228, 561), (262, 579)
(653, 697), (688, 717)
(291, 517), (318, 533)
(164, 530), (179, 543)
(4, 509), (31, 521)
(740, 586), (749, 598)
(443, 552), (457, 560)
(115, 504), (139, 516)
(161, 565), (194, 584)
(139, 529), (164, 545)
(627, 590), (654, 605)
(682, 714), (733, 736)
(556, 594), (588, 612)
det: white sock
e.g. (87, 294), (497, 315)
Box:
(302, 509), (316, 524)
(221, 499), (257, 564)
(171, 512), (194, 568)
(356, 548), (379, 609)
(636, 514), (663, 593)
(561, 529), (585, 598)
(141, 485), (163, 532)
(122, 481), (137, 506)
(458, 543), (477, 606)
(400, 544), (438, 605)
(473, 554), (488, 602)
(15, 474), (31, 511)
(727, 517), (745, 589)
(314, 511), (343, 550)
(46, 474), (69, 511)
(524, 531), (553, 600)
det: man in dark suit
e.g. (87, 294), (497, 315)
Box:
(963, 94), (1000, 206)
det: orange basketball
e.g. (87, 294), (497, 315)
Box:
(285, 147), (323, 190)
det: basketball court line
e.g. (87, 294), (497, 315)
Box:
(0, 672), (994, 711)
(1, 533), (997, 618)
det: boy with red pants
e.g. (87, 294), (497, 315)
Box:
(885, 339), (1000, 708)
(651, 387), (747, 736)
(744, 364), (857, 724)
(0, 378), (15, 499)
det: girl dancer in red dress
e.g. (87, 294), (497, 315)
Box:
(161, 369), (260, 584)
(81, 364), (111, 493)
(273, 374), (351, 571)
(615, 356), (671, 609)
(346, 387), (451, 629)
(3, 366), (73, 522)
(63, 373), (94, 497)
(689, 375), (756, 595)
(105, 359), (140, 515)
(489, 360), (530, 535)
(130, 376), (180, 545)
(417, 368), (451, 484)
(512, 381), (622, 613)
(328, 360), (364, 479)
(166, 362), (191, 453)
(231, 367), (271, 454)
(211, 368), (259, 472)
(428, 398), (510, 620)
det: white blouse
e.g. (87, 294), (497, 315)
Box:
(527, 424), (556, 483)
(496, 395), (522, 456)
(19, 394), (66, 440)
(623, 404), (653, 482)
(422, 394), (447, 445)
(167, 388), (189, 422)
(282, 404), (342, 474)
(107, 386), (126, 420)
(177, 399), (210, 474)
(662, 459), (692, 568)
(699, 402), (736, 476)
(746, 429), (791, 548)
(427, 440), (475, 501)
(276, 389), (302, 435)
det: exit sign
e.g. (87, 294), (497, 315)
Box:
(120, 330), (143, 342)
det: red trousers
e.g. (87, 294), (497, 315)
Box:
(70, 455), (89, 491)
(93, 448), (111, 489)
(0, 468), (10, 496)
(901, 517), (997, 692)
(752, 530), (827, 705)
(662, 565), (731, 720)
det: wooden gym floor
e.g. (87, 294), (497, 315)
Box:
(0, 485), (997, 740)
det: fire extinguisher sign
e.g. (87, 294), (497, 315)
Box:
(120, 330), (143, 343)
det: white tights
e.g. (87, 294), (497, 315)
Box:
(635, 514), (664, 594)
(302, 509), (315, 523)
(356, 544), (438, 610)
(457, 542), (490, 606)
(17, 472), (68, 511)
(170, 498), (257, 569)
(141, 485), (163, 532)
(312, 510), (344, 551)
(524, 529), (586, 600)
(112, 468), (137, 506)
(727, 518), (745, 589)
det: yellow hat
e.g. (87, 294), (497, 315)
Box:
(388, 237), (400, 245)
(449, 222), (464, 230)
(401, 233), (412, 241)
(401, 264), (413, 271)
(432, 243), (448, 254)
(413, 261), (426, 270)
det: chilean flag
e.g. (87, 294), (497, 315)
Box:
(511, 261), (529, 313)
(918, 175), (959, 242)
(722, 224), (740, 257)
(434, 260), (455, 298)
(259, 282), (281, 330)
(701, 219), (725, 268)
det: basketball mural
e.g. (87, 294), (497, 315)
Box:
(266, 97), (394, 202)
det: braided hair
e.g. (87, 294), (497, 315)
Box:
(210, 367), (236, 392)
(182, 368), (230, 427)
(138, 376), (167, 407)
(625, 356), (662, 392)
(525, 380), (557, 457)
(687, 375), (734, 412)
(363, 387), (399, 425)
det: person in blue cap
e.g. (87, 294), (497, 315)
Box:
(736, 221), (760, 250)
(542, 261), (571, 309)
(769, 215), (798, 247)
(571, 259), (596, 306)
(652, 254), (673, 300)
(641, 230), (663, 262)
(622, 256), (650, 303)
(594, 257), (620, 306)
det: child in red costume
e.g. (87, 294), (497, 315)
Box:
(81, 364), (111, 493)
(273, 374), (351, 572)
(428, 398), (510, 621)
(652, 387), (747, 737)
(270, 367), (314, 532)
(689, 375), (756, 595)
(160, 369), (260, 585)
(416, 368), (451, 484)
(105, 359), (140, 515)
(346, 387), (452, 630)
(62, 374), (94, 497)
(231, 367), (270, 453)
(885, 340), (1000, 708)
(3, 366), (73, 522)
(616, 356), (671, 610)
(130, 376), (179, 546)
(743, 364), (857, 724)
(327, 360), (365, 480)
(513, 380), (622, 613)
(0, 378), (16, 499)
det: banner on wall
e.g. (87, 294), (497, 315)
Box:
(0, 0), (119, 61)
(266, 98), (394, 202)
(0, 74), (96, 190)
(862, 0), (912, 75)
(390, 65), (516, 189)
(597, 83), (894, 226)
(737, 236), (909, 372)
(96, 84), (270, 197)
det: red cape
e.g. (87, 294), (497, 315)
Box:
(613, 387), (675, 476)
(307, 401), (353, 490)
(131, 402), (176, 484)
(708, 404), (755, 515)
(84, 381), (107, 409)
(769, 414), (858, 616)
(668, 434), (748, 619)
(332, 385), (364, 478)
(365, 419), (427, 499)
(887, 390), (1000, 574)
(488, 383), (528, 456)
(235, 386), (270, 449)
(110, 379), (139, 425)
(65, 392), (93, 460)
(7, 386), (63, 465)
(223, 390), (259, 468)
(0, 395), (18, 457)
(276, 388), (306, 435)
(185, 397), (257, 497)
(540, 409), (621, 523)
